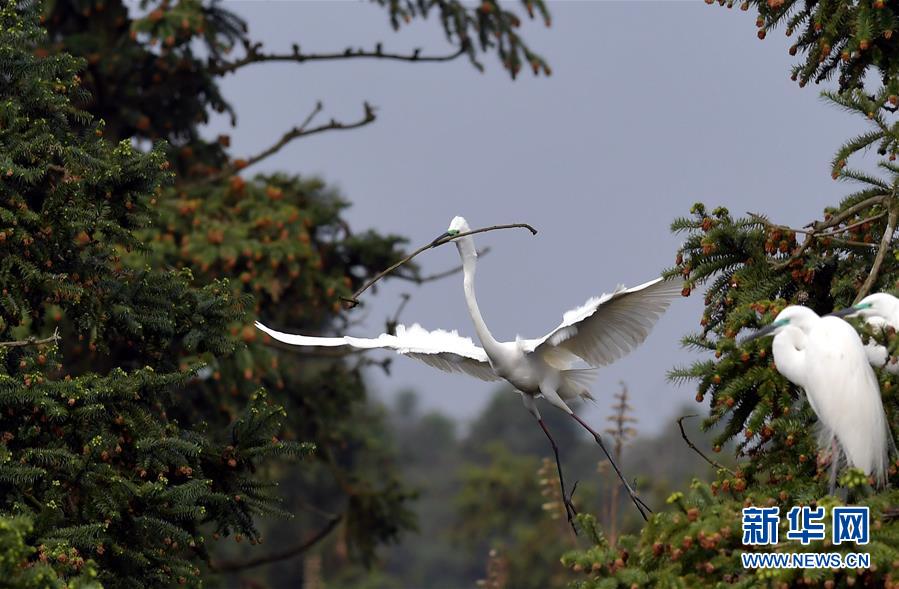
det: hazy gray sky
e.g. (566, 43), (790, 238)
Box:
(210, 1), (862, 434)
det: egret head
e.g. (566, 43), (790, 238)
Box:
(743, 305), (820, 343)
(831, 293), (899, 322)
(431, 216), (472, 247)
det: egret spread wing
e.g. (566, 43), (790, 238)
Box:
(523, 277), (680, 368)
(255, 321), (500, 382)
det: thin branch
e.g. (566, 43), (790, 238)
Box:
(883, 507), (899, 522)
(0, 328), (60, 349)
(293, 499), (339, 522)
(385, 293), (411, 336)
(826, 211), (887, 236)
(211, 42), (466, 76)
(748, 211), (880, 271)
(392, 247), (492, 284)
(209, 102), (375, 182)
(676, 415), (735, 476)
(211, 515), (342, 573)
(854, 198), (899, 303)
(341, 223), (537, 308)
(814, 194), (890, 231)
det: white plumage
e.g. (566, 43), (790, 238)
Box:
(832, 292), (899, 374)
(256, 215), (679, 524)
(522, 278), (679, 369)
(254, 321), (500, 382)
(747, 305), (893, 486)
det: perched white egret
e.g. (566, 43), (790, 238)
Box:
(256, 216), (680, 525)
(744, 305), (892, 486)
(831, 293), (899, 374)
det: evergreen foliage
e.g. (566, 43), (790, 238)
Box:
(717, 0), (899, 93)
(3, 0), (552, 585)
(0, 4), (312, 586)
(455, 444), (575, 589)
(565, 6), (899, 588)
(0, 515), (101, 588)
(371, 0), (552, 78)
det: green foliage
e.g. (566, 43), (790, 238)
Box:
(454, 443), (575, 589)
(0, 4), (309, 586)
(0, 515), (102, 588)
(41, 0), (234, 145)
(828, 87), (899, 178)
(564, 481), (899, 589)
(373, 0), (552, 78)
(563, 4), (899, 586)
(719, 0), (899, 93)
(5, 0), (556, 585)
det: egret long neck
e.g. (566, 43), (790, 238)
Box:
(459, 241), (502, 355)
(772, 326), (807, 387)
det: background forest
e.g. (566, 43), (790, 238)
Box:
(4, 0), (899, 588)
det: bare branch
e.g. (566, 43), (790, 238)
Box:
(210, 102), (375, 182)
(748, 211), (879, 271)
(826, 211), (887, 236)
(211, 515), (342, 573)
(813, 194), (890, 231)
(211, 42), (467, 76)
(391, 247), (492, 284)
(676, 414), (735, 476)
(854, 198), (899, 303)
(385, 293), (411, 336)
(341, 224), (537, 308)
(0, 328), (60, 349)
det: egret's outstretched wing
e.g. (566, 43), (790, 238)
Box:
(255, 321), (500, 382)
(522, 277), (680, 368)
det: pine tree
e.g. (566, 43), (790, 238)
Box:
(15, 0), (552, 584)
(0, 4), (314, 586)
(563, 5), (899, 588)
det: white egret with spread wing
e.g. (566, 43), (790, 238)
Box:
(256, 216), (680, 525)
(744, 305), (892, 487)
(831, 292), (899, 374)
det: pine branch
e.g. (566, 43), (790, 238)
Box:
(676, 414), (734, 476)
(854, 197), (899, 303)
(748, 203), (885, 270)
(211, 515), (342, 573)
(391, 247), (491, 284)
(385, 293), (411, 336)
(209, 102), (376, 182)
(211, 41), (467, 75)
(0, 328), (59, 348)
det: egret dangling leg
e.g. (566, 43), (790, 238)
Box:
(540, 384), (651, 521)
(570, 413), (651, 520)
(522, 394), (578, 531)
(536, 419), (579, 530)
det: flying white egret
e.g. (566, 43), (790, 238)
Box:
(744, 305), (892, 486)
(831, 292), (899, 374)
(256, 216), (680, 525)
